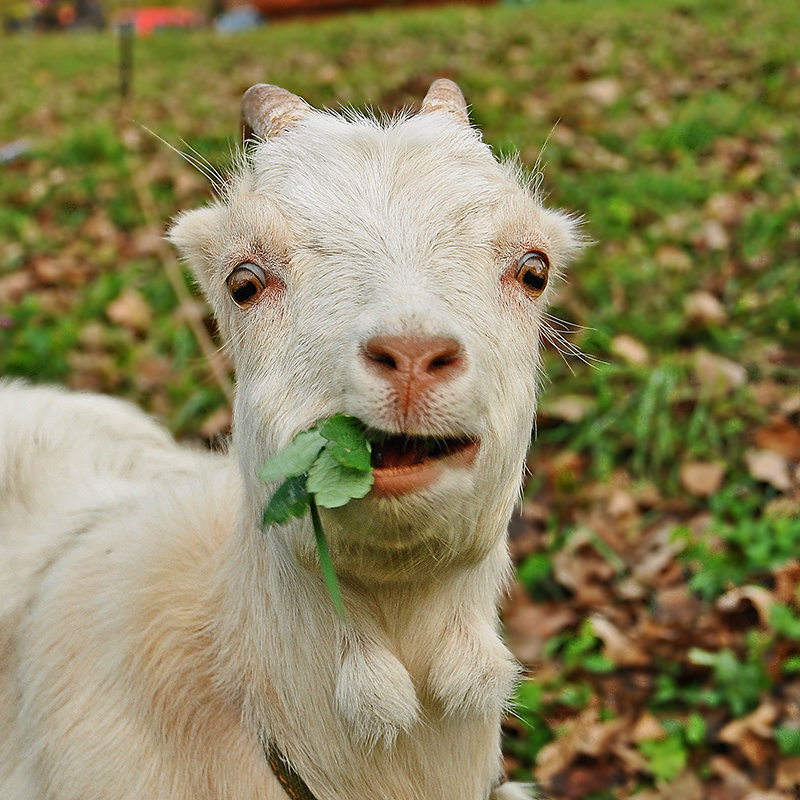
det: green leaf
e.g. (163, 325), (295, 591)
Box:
(257, 414), (375, 618)
(261, 474), (312, 526)
(685, 713), (706, 746)
(318, 414), (372, 471)
(782, 655), (800, 674)
(581, 653), (616, 674)
(770, 602), (800, 641)
(307, 446), (374, 508)
(638, 734), (688, 782)
(776, 726), (800, 756)
(257, 429), (326, 483)
(310, 498), (345, 620)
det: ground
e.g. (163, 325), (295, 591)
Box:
(1, 0), (799, 796)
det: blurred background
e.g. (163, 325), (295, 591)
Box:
(1, 0), (799, 797)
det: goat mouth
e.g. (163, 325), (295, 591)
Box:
(366, 431), (479, 496)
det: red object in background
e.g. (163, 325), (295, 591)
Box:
(114, 6), (204, 35)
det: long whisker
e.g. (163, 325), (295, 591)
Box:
(541, 310), (593, 333)
(540, 316), (605, 373)
(137, 124), (228, 197)
(180, 138), (228, 194)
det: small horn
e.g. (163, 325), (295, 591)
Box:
(241, 84), (312, 142)
(420, 79), (469, 126)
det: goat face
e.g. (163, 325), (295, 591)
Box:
(169, 81), (581, 579)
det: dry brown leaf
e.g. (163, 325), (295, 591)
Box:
(680, 461), (726, 497)
(776, 756), (800, 792)
(172, 167), (207, 199)
(536, 708), (625, 784)
(631, 522), (684, 586)
(655, 244), (692, 271)
(583, 78), (622, 106)
(719, 702), (778, 744)
(106, 288), (153, 334)
(590, 613), (650, 667)
(607, 488), (638, 520)
(720, 728), (775, 769)
(548, 758), (628, 800)
(130, 225), (165, 257)
(716, 586), (775, 627)
(772, 561), (800, 606)
(199, 406), (232, 440)
(611, 334), (649, 366)
(745, 449), (792, 492)
(0, 270), (32, 304)
(542, 395), (595, 423)
(751, 380), (784, 409)
(651, 584), (702, 629)
(660, 772), (704, 800)
(780, 393), (800, 416)
(78, 322), (108, 351)
(709, 755), (758, 799)
(505, 597), (578, 665)
(81, 209), (118, 243)
(696, 219), (729, 251)
(755, 419), (800, 460)
(552, 529), (616, 607)
(684, 291), (727, 325)
(694, 350), (748, 394)
(133, 355), (174, 392)
(705, 192), (745, 225)
(631, 713), (666, 743)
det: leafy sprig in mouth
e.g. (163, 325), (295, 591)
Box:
(258, 414), (374, 619)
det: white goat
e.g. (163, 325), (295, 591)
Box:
(0, 80), (581, 800)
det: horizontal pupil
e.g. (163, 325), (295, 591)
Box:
(233, 281), (258, 302)
(522, 270), (546, 290)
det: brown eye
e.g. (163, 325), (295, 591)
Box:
(226, 263), (268, 308)
(515, 251), (549, 298)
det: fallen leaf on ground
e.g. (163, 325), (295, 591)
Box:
(536, 708), (625, 783)
(590, 613), (650, 667)
(694, 350), (748, 394)
(106, 288), (153, 334)
(755, 419), (800, 460)
(716, 586), (775, 627)
(680, 461), (726, 496)
(611, 334), (649, 366)
(542, 395), (595, 422)
(684, 291), (727, 325)
(745, 449), (792, 492)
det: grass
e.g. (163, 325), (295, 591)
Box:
(2, 0), (800, 795)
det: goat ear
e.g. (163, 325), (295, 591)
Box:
(167, 206), (221, 298)
(420, 79), (470, 126)
(241, 84), (313, 142)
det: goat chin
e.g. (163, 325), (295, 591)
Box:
(1, 79), (581, 800)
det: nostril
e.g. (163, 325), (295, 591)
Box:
(428, 345), (461, 372)
(363, 335), (464, 379)
(365, 343), (398, 370)
(364, 337), (397, 370)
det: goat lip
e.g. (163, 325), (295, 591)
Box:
(369, 437), (479, 497)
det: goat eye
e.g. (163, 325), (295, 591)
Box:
(515, 251), (549, 298)
(226, 263), (268, 308)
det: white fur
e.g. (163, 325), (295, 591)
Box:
(0, 97), (580, 799)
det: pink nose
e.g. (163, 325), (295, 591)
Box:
(363, 335), (464, 413)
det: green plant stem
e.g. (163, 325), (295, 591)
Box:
(309, 496), (346, 621)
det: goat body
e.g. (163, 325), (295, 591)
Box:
(0, 81), (581, 800)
